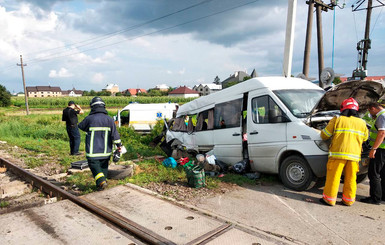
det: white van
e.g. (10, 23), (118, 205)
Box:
(117, 103), (178, 132)
(165, 77), (384, 190)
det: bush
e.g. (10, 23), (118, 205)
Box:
(0, 85), (11, 107)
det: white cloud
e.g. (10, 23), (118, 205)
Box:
(92, 73), (104, 84)
(178, 68), (186, 75)
(48, 67), (73, 78)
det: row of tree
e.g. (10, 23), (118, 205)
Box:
(0, 85), (11, 107)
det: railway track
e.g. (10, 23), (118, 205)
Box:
(0, 157), (290, 244)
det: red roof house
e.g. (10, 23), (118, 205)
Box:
(168, 86), (199, 98)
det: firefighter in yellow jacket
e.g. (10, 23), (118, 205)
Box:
(320, 98), (368, 206)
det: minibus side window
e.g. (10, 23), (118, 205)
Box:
(252, 96), (284, 124)
(196, 109), (214, 131)
(171, 117), (188, 132)
(214, 99), (242, 129)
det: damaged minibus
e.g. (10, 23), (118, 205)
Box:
(164, 76), (384, 191)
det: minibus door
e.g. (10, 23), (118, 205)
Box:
(212, 99), (243, 164)
(247, 93), (287, 173)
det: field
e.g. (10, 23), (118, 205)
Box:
(0, 98), (258, 196)
(11, 96), (194, 108)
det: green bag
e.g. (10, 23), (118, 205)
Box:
(184, 162), (206, 188)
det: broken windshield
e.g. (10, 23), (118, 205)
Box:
(274, 89), (325, 118)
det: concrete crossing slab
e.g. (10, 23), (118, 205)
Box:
(0, 200), (138, 245)
(83, 185), (226, 244)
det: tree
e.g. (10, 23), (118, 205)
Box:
(224, 81), (239, 88)
(333, 76), (342, 85)
(243, 76), (252, 82)
(214, 76), (221, 84)
(0, 85), (11, 107)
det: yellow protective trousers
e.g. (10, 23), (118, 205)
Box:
(322, 159), (359, 206)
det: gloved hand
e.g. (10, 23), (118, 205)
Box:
(113, 149), (121, 162)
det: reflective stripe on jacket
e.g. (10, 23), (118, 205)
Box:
(78, 112), (121, 159)
(321, 116), (368, 161)
(369, 110), (385, 149)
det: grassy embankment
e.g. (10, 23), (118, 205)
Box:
(1, 97), (259, 194)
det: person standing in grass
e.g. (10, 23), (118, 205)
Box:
(78, 97), (122, 190)
(62, 101), (83, 155)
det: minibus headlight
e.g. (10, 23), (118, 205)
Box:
(314, 140), (329, 152)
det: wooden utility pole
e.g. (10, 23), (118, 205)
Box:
(303, 0), (314, 78)
(17, 55), (29, 115)
(302, 0), (334, 87)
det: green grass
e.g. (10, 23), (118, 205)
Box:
(0, 105), (264, 196)
(0, 201), (9, 208)
(12, 96), (195, 108)
(66, 172), (98, 194)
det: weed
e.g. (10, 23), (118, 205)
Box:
(0, 201), (9, 208)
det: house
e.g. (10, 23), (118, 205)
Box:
(193, 83), (222, 96)
(26, 86), (62, 97)
(168, 86), (199, 98)
(122, 88), (147, 96)
(340, 76), (385, 82)
(221, 69), (257, 88)
(154, 84), (170, 91)
(62, 88), (83, 97)
(102, 84), (119, 94)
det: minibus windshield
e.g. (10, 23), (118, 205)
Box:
(274, 89), (325, 118)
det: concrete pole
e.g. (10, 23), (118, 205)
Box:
(303, 0), (314, 78)
(17, 55), (29, 115)
(283, 0), (297, 78)
(315, 4), (324, 88)
(362, 0), (372, 71)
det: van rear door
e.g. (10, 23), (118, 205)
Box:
(247, 91), (287, 173)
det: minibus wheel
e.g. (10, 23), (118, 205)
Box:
(280, 155), (314, 191)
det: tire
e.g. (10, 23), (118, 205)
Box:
(279, 155), (314, 191)
(356, 173), (367, 183)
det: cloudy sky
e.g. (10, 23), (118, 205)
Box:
(1, 0), (384, 93)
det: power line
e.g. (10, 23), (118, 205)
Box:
(23, 0), (214, 61)
(22, 0), (260, 66)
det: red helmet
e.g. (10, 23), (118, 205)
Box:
(340, 98), (359, 112)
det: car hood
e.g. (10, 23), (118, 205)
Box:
(310, 80), (385, 115)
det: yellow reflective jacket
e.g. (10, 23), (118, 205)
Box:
(321, 116), (368, 161)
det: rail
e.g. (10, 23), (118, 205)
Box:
(0, 157), (173, 245)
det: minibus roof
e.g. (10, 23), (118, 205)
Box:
(177, 76), (322, 116)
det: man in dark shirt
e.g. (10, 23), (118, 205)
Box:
(62, 101), (84, 155)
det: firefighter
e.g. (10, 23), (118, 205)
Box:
(78, 97), (122, 190)
(360, 102), (385, 205)
(320, 98), (368, 206)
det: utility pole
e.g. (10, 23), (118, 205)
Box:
(302, 1), (334, 87)
(17, 55), (29, 115)
(351, 0), (384, 79)
(303, 0), (314, 78)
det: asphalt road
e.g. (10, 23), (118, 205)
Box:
(188, 178), (385, 245)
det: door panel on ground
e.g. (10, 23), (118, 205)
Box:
(247, 93), (287, 173)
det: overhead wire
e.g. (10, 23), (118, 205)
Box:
(370, 5), (384, 35)
(19, 0), (260, 66)
(23, 0), (214, 63)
